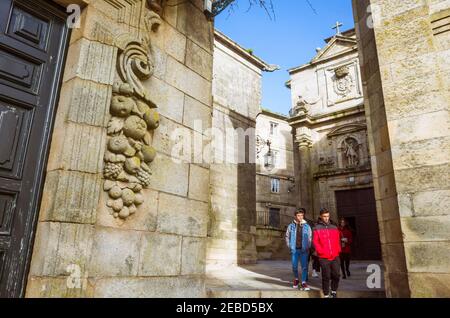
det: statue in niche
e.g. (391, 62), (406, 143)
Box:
(343, 138), (359, 167)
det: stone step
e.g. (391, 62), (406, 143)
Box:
(207, 289), (385, 298)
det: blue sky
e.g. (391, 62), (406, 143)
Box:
(215, 0), (354, 115)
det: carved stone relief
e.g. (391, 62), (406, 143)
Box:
(102, 2), (162, 220)
(333, 65), (354, 98)
(342, 137), (359, 168)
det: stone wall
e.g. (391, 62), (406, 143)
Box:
(26, 0), (213, 298)
(255, 111), (295, 260)
(353, 0), (450, 297)
(206, 32), (270, 268)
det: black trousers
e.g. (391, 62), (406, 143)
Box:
(311, 254), (321, 272)
(319, 257), (340, 295)
(340, 253), (351, 276)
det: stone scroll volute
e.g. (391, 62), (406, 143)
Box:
(102, 5), (162, 220)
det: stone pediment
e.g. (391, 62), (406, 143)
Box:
(311, 36), (357, 64)
(327, 123), (366, 138)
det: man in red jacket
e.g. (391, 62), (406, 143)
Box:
(313, 208), (341, 298)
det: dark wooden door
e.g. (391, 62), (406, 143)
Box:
(0, 0), (68, 297)
(335, 188), (382, 260)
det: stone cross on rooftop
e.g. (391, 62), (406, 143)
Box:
(332, 21), (343, 35)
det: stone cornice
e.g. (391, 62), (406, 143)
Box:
(288, 104), (365, 128)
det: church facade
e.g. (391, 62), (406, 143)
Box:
(287, 28), (381, 260)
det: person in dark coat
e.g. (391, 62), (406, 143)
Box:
(339, 217), (353, 279)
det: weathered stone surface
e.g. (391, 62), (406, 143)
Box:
(408, 273), (450, 298)
(139, 233), (182, 276)
(381, 242), (408, 274)
(47, 122), (106, 173)
(188, 164), (210, 203)
(38, 170), (101, 224)
(186, 39), (213, 80)
(57, 78), (112, 128)
(402, 215), (450, 242)
(150, 154), (189, 196)
(404, 241), (450, 273)
(143, 76), (185, 123)
(176, 1), (212, 52)
(183, 95), (212, 133)
(395, 163), (450, 193)
(29, 222), (94, 277)
(181, 237), (207, 275)
(63, 38), (117, 85)
(152, 116), (192, 160)
(163, 24), (186, 63)
(88, 227), (141, 277)
(387, 110), (449, 146)
(25, 277), (95, 298)
(94, 276), (205, 297)
(412, 189), (450, 217)
(391, 136), (450, 170)
(166, 55), (212, 106)
(157, 193), (208, 237)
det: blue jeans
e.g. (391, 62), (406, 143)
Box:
(291, 249), (309, 283)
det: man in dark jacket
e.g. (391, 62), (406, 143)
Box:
(313, 208), (341, 298)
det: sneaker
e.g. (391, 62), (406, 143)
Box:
(331, 291), (337, 298)
(301, 282), (310, 291)
(312, 270), (319, 278)
(293, 279), (299, 289)
(324, 294), (332, 298)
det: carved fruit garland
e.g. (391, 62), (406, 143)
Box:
(103, 26), (160, 220)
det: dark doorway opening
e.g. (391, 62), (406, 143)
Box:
(335, 188), (381, 260)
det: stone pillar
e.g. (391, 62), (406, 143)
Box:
(353, 0), (450, 297)
(26, 0), (214, 298)
(295, 127), (313, 214)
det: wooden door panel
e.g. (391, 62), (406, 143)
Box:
(0, 0), (68, 297)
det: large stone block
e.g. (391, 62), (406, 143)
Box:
(157, 193), (208, 237)
(183, 95), (212, 134)
(162, 24), (186, 63)
(63, 38), (117, 85)
(63, 78), (112, 127)
(412, 189), (450, 217)
(408, 273), (450, 298)
(152, 116), (192, 160)
(38, 171), (101, 224)
(186, 39), (213, 80)
(181, 237), (207, 275)
(391, 136), (450, 170)
(29, 222), (94, 277)
(395, 163), (450, 193)
(387, 110), (449, 146)
(381, 242), (408, 274)
(166, 56), (212, 106)
(188, 164), (210, 203)
(404, 241), (450, 273)
(88, 227), (141, 277)
(143, 76), (185, 123)
(402, 215), (450, 242)
(47, 122), (106, 174)
(26, 277), (95, 298)
(150, 154), (189, 196)
(94, 276), (205, 297)
(139, 233), (182, 276)
(176, 1), (212, 52)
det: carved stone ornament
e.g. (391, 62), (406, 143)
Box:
(103, 4), (162, 220)
(333, 68), (354, 98)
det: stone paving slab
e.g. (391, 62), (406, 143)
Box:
(206, 260), (385, 298)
